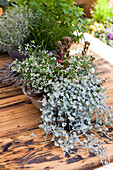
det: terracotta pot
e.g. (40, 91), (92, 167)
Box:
(22, 85), (43, 110)
(31, 98), (43, 110)
(75, 0), (96, 18)
(0, 7), (3, 16)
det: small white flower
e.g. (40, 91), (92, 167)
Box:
(91, 68), (95, 73)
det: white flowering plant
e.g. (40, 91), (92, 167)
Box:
(11, 40), (95, 94)
(10, 40), (113, 166)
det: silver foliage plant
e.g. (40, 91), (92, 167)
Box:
(40, 76), (113, 164)
(0, 7), (41, 52)
(11, 44), (113, 165)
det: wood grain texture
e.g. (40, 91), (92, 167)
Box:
(0, 53), (113, 170)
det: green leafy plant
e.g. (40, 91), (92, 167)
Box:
(0, 0), (85, 52)
(91, 0), (113, 22)
(25, 0), (85, 50)
(8, 0), (28, 6)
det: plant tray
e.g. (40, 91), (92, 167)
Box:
(0, 47), (113, 169)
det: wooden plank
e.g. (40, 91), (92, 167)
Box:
(0, 53), (113, 169)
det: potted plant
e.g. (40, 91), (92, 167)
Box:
(0, 0), (84, 55)
(0, 0), (113, 167)
(10, 39), (113, 166)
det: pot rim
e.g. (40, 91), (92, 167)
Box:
(22, 84), (43, 102)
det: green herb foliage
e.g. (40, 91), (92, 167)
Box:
(8, 0), (85, 50)
(29, 0), (85, 50)
(91, 0), (113, 22)
(0, 6), (41, 52)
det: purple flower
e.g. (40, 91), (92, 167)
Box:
(109, 32), (113, 40)
(106, 28), (110, 32)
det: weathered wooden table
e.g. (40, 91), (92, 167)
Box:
(0, 52), (113, 170)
